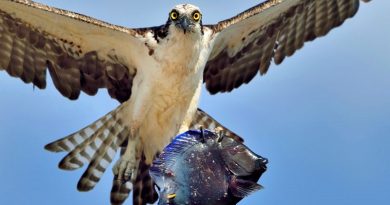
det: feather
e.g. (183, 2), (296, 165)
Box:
(0, 0), (147, 103)
(204, 0), (368, 94)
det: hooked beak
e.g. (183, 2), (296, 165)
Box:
(177, 16), (191, 34)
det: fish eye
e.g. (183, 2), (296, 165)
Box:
(170, 10), (179, 20)
(192, 11), (201, 21)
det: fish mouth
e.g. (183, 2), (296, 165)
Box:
(250, 156), (268, 180)
(229, 150), (268, 176)
(234, 159), (266, 187)
(229, 155), (268, 183)
(236, 156), (268, 177)
(255, 156), (268, 171)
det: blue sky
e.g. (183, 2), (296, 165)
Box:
(0, 0), (389, 204)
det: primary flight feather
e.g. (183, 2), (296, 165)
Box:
(0, 0), (370, 204)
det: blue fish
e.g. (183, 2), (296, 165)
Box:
(150, 129), (268, 205)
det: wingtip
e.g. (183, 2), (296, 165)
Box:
(44, 142), (63, 153)
(58, 157), (81, 171)
(77, 179), (94, 192)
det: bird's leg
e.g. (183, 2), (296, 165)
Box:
(112, 87), (152, 182)
(112, 123), (142, 182)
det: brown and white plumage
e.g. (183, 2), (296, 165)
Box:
(0, 0), (142, 102)
(0, 0), (370, 204)
(204, 0), (370, 94)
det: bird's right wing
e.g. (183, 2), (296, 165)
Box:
(0, 0), (156, 103)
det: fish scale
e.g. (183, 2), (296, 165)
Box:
(150, 129), (268, 205)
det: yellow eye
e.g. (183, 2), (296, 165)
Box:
(193, 12), (201, 21)
(170, 11), (178, 20)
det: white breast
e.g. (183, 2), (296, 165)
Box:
(124, 29), (213, 163)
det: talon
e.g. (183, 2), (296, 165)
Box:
(112, 158), (136, 182)
(112, 129), (141, 183)
(131, 171), (137, 182)
(113, 163), (119, 176)
(131, 162), (139, 182)
(118, 161), (127, 181)
(199, 126), (205, 143)
(217, 134), (224, 142)
(124, 164), (133, 181)
(215, 127), (224, 142)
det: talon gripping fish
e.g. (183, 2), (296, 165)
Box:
(150, 129), (268, 205)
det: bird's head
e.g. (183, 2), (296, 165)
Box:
(167, 4), (203, 35)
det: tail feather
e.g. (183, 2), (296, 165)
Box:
(44, 111), (114, 153)
(58, 118), (116, 170)
(190, 108), (244, 142)
(45, 105), (130, 193)
(77, 122), (130, 191)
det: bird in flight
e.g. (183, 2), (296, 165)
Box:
(0, 0), (370, 204)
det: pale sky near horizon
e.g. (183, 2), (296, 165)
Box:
(0, 0), (389, 205)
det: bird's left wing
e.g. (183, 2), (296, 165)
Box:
(204, 0), (370, 94)
(0, 0), (154, 103)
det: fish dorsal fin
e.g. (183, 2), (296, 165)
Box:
(230, 177), (263, 198)
(150, 130), (214, 185)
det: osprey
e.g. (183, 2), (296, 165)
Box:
(0, 0), (370, 204)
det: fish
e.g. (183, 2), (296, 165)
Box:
(150, 129), (268, 205)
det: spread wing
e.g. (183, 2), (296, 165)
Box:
(204, 0), (370, 94)
(0, 0), (153, 103)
